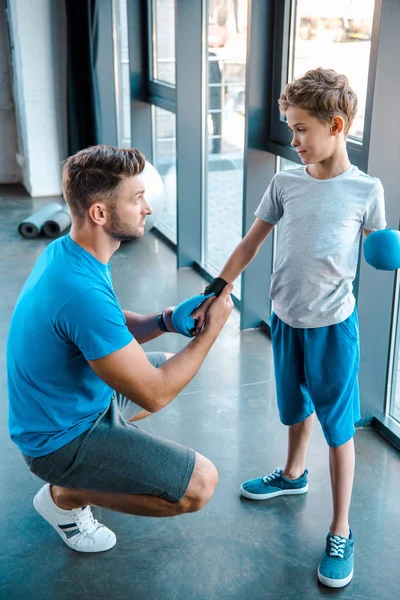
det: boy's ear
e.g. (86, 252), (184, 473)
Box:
(331, 116), (345, 135)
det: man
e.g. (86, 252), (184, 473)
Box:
(7, 145), (233, 553)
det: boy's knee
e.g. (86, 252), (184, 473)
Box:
(179, 454), (218, 514)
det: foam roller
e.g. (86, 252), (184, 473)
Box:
(43, 210), (71, 238)
(18, 203), (64, 239)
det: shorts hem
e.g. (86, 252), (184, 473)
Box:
(280, 410), (315, 427)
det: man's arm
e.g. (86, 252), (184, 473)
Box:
(123, 309), (175, 344)
(89, 285), (234, 412)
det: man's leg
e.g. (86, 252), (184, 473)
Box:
(51, 451), (217, 517)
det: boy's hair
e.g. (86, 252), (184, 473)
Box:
(278, 67), (358, 135)
(62, 145), (146, 221)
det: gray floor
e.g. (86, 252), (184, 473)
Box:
(1, 187), (400, 600)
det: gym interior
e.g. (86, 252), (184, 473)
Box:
(1, 1), (399, 599)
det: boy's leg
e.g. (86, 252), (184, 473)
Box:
(329, 438), (355, 537)
(240, 313), (313, 499)
(284, 412), (315, 479)
(305, 309), (360, 587)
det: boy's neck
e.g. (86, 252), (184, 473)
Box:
(306, 151), (351, 180)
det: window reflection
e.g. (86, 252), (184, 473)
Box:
(291, 0), (375, 139)
(204, 0), (248, 288)
(152, 107), (177, 243)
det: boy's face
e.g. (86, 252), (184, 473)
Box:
(285, 106), (338, 165)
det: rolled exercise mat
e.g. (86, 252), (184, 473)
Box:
(43, 209), (71, 238)
(18, 203), (64, 239)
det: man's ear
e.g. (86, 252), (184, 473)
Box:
(88, 202), (107, 225)
(331, 116), (345, 135)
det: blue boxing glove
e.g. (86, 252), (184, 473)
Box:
(171, 293), (215, 338)
(364, 229), (400, 271)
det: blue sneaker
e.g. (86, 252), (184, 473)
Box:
(318, 530), (354, 588)
(239, 467), (308, 500)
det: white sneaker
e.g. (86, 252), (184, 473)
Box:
(33, 484), (116, 552)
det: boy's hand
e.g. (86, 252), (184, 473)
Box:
(191, 295), (216, 335)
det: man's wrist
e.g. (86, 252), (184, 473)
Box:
(156, 311), (169, 332)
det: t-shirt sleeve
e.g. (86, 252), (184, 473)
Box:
(55, 289), (134, 361)
(254, 176), (283, 224)
(362, 180), (386, 230)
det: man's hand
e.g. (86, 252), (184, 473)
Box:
(200, 284), (234, 338)
(191, 295), (217, 335)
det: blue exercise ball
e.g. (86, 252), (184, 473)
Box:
(363, 229), (400, 271)
(140, 161), (165, 234)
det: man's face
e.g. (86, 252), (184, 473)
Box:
(105, 175), (152, 242)
(285, 106), (336, 165)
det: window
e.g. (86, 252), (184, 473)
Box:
(388, 269), (400, 423)
(152, 107), (177, 243)
(151, 0), (176, 85)
(113, 0), (131, 147)
(291, 0), (374, 140)
(203, 0), (249, 288)
(270, 0), (376, 169)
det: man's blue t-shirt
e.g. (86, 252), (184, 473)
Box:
(7, 235), (133, 458)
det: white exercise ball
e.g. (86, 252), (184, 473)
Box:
(141, 161), (165, 234)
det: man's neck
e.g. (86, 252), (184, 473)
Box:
(69, 225), (120, 264)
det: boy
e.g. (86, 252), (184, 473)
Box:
(193, 68), (386, 588)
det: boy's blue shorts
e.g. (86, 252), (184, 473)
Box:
(270, 309), (361, 448)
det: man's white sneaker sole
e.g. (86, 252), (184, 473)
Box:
(33, 486), (116, 553)
(317, 567), (354, 588)
(239, 484), (308, 500)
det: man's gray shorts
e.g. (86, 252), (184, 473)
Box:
(23, 352), (196, 503)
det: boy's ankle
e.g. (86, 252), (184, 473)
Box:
(329, 523), (350, 538)
(282, 468), (304, 480)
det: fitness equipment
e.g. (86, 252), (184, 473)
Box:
(171, 293), (215, 337)
(43, 209), (71, 238)
(18, 203), (65, 239)
(363, 229), (400, 271)
(140, 161), (165, 234)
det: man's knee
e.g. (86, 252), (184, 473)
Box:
(178, 453), (218, 514)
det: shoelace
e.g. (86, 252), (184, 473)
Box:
(72, 506), (101, 536)
(262, 468), (283, 484)
(328, 535), (346, 558)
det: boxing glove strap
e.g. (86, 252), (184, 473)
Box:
(156, 311), (169, 332)
(204, 277), (228, 297)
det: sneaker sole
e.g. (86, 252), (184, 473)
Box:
(317, 567), (354, 588)
(239, 484), (308, 500)
(33, 491), (116, 553)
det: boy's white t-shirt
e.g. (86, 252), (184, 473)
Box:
(255, 165), (386, 328)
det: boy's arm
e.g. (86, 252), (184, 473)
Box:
(193, 218), (274, 333)
(219, 218), (275, 283)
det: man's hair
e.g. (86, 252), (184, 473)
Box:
(62, 145), (146, 221)
(278, 67), (358, 135)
